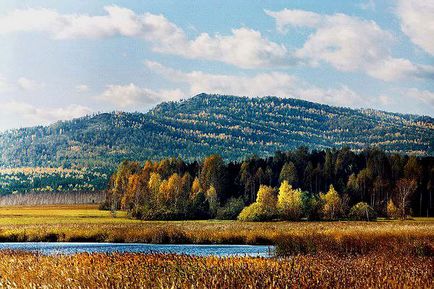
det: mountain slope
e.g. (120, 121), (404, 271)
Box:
(0, 93), (433, 168)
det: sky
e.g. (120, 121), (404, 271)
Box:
(0, 0), (433, 131)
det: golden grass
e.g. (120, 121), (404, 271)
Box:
(0, 251), (431, 289)
(0, 205), (432, 249)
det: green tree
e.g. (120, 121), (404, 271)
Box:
(216, 197), (245, 220)
(279, 162), (298, 186)
(349, 202), (377, 221)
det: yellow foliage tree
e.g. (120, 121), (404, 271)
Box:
(320, 185), (342, 220)
(387, 199), (398, 219)
(256, 185), (277, 209)
(238, 185), (276, 221)
(191, 177), (201, 199)
(277, 181), (303, 220)
(206, 185), (218, 217)
(121, 174), (139, 210)
(148, 172), (162, 200)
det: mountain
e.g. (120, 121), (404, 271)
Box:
(0, 93), (433, 169)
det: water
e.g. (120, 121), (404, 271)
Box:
(0, 242), (273, 257)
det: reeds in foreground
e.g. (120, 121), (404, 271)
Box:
(0, 251), (431, 289)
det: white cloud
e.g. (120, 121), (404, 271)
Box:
(145, 60), (367, 108)
(293, 14), (392, 71)
(406, 88), (434, 106)
(17, 77), (45, 91)
(76, 84), (89, 93)
(0, 101), (92, 130)
(97, 83), (183, 109)
(267, 9), (433, 81)
(0, 6), (290, 68)
(367, 58), (426, 81)
(184, 28), (291, 68)
(396, 0), (434, 56)
(0, 6), (142, 39)
(265, 9), (321, 31)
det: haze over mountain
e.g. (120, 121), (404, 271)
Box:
(0, 94), (433, 169)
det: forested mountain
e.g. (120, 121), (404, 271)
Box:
(1, 93), (433, 169)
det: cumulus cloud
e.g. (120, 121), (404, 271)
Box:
(97, 83), (183, 109)
(145, 60), (367, 108)
(17, 77), (45, 91)
(266, 9), (433, 81)
(0, 6), (291, 68)
(0, 101), (92, 130)
(265, 9), (321, 31)
(396, 0), (434, 56)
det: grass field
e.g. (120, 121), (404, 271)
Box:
(0, 205), (432, 288)
(0, 205), (432, 249)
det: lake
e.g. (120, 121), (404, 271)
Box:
(0, 242), (273, 257)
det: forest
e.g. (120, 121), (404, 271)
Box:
(103, 147), (434, 221)
(1, 94), (432, 169)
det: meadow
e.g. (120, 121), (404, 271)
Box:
(0, 205), (432, 254)
(0, 205), (432, 288)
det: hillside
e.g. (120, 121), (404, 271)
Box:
(0, 93), (433, 169)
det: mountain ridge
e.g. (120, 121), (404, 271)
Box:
(0, 93), (433, 168)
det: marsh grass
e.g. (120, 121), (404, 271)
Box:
(0, 206), (432, 256)
(0, 251), (431, 289)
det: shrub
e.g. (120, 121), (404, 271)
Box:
(303, 194), (323, 221)
(238, 203), (275, 221)
(238, 185), (277, 221)
(349, 202), (377, 221)
(216, 197), (245, 220)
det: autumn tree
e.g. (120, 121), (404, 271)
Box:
(199, 154), (225, 200)
(395, 178), (417, 219)
(107, 161), (141, 212)
(238, 185), (277, 221)
(206, 185), (218, 217)
(277, 181), (304, 220)
(386, 199), (398, 219)
(349, 202), (376, 221)
(320, 185), (342, 220)
(191, 177), (201, 198)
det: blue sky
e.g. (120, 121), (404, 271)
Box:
(0, 0), (433, 130)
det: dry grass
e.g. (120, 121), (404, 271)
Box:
(0, 205), (432, 248)
(0, 251), (431, 289)
(0, 205), (432, 288)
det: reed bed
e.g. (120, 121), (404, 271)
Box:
(0, 219), (432, 248)
(0, 206), (432, 255)
(0, 251), (431, 289)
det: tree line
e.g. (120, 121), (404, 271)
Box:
(0, 191), (105, 206)
(102, 147), (434, 220)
